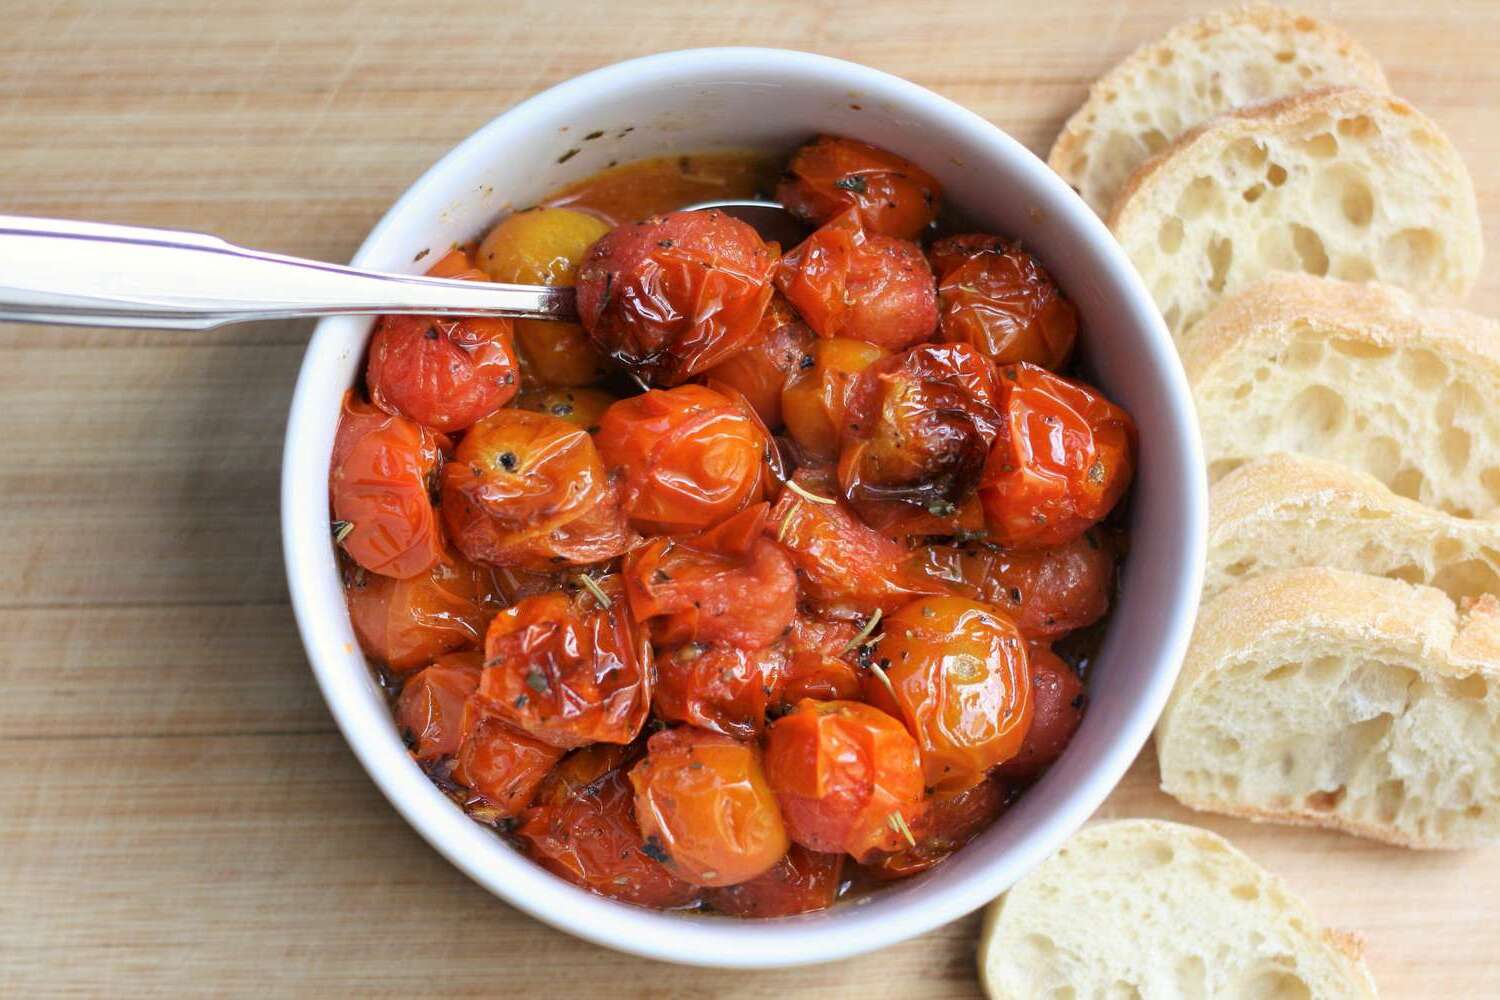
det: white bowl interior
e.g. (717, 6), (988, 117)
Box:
(282, 48), (1206, 968)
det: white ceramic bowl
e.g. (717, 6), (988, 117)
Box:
(282, 47), (1206, 968)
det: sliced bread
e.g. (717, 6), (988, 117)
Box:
(978, 818), (1377, 999)
(1185, 273), (1500, 517)
(1157, 567), (1500, 849)
(1208, 452), (1500, 603)
(1050, 3), (1388, 216)
(1109, 87), (1481, 338)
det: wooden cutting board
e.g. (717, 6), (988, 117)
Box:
(2, 1), (1497, 995)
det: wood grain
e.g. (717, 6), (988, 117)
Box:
(2, 1), (1498, 996)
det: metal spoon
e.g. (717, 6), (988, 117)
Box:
(0, 200), (805, 331)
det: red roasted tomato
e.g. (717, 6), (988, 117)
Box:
(861, 775), (1009, 881)
(394, 652), (482, 760)
(344, 548), (502, 671)
(576, 209), (780, 385)
(777, 135), (941, 240)
(701, 296), (816, 429)
(475, 579), (651, 749)
(594, 384), (767, 534)
(776, 210), (937, 350)
(867, 596), (1033, 792)
(440, 408), (633, 570)
(513, 386), (617, 433)
(764, 699), (925, 862)
(771, 615), (863, 707)
(451, 714), (564, 817)
(330, 391), (444, 580)
(629, 727), (789, 887)
(994, 643), (1086, 783)
(705, 844), (845, 918)
(929, 234), (1078, 370)
(780, 336), (888, 462)
(980, 363), (1135, 549)
(653, 643), (787, 741)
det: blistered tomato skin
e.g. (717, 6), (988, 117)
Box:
(869, 596), (1034, 792)
(763, 699), (926, 862)
(517, 766), (700, 908)
(780, 337), (888, 462)
(594, 384), (767, 534)
(929, 234), (1078, 370)
(344, 549), (501, 671)
(576, 209), (780, 386)
(861, 775), (1009, 881)
(980, 363), (1136, 550)
(513, 386), (617, 433)
(775, 210), (938, 350)
(702, 296), (815, 430)
(367, 313), (519, 433)
(705, 844), (844, 918)
(653, 643), (786, 741)
(772, 615), (864, 707)
(777, 135), (941, 240)
(629, 727), (789, 887)
(440, 408), (633, 570)
(330, 392), (444, 580)
(395, 652), (482, 760)
(477, 582), (651, 749)
(995, 644), (1086, 783)
(451, 714), (564, 817)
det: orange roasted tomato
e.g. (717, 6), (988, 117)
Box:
(908, 533), (1116, 640)
(440, 408), (633, 570)
(768, 469), (946, 619)
(395, 651), (482, 760)
(576, 209), (780, 386)
(475, 579), (651, 749)
(994, 644), (1086, 783)
(344, 548), (502, 671)
(622, 504), (797, 650)
(451, 714), (564, 817)
(704, 844), (844, 918)
(771, 614), (863, 708)
(861, 775), (1009, 881)
(653, 642), (787, 741)
(777, 135), (941, 240)
(980, 363), (1135, 549)
(780, 336), (887, 462)
(517, 763), (700, 908)
(776, 209), (937, 350)
(838, 342), (1003, 515)
(929, 234), (1078, 370)
(763, 699), (925, 862)
(513, 385), (617, 433)
(867, 596), (1033, 791)
(701, 296), (815, 430)
(594, 384), (767, 534)
(629, 726), (789, 887)
(330, 391), (444, 580)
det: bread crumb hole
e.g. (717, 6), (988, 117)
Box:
(1242, 183), (1265, 203)
(1241, 969), (1312, 1000)
(1299, 132), (1339, 159)
(1400, 347), (1447, 388)
(1338, 115), (1378, 140)
(1106, 981), (1143, 1000)
(1288, 384), (1346, 435)
(1230, 881), (1261, 900)
(1467, 805), (1485, 818)
(1390, 467), (1427, 502)
(1207, 236), (1233, 293)
(1274, 49), (1296, 63)
(1388, 563), (1425, 585)
(1363, 435), (1401, 480)
(1284, 338), (1322, 370)
(1433, 557), (1500, 601)
(1228, 138), (1269, 170)
(1265, 663), (1299, 682)
(1340, 177), (1375, 227)
(1156, 48), (1173, 67)
(1232, 382), (1252, 401)
(1294, 15), (1316, 30)
(1376, 779), (1405, 823)
(1290, 224), (1329, 275)
(1454, 672), (1488, 700)
(1379, 228), (1441, 281)
(1441, 427), (1472, 473)
(1265, 162), (1289, 187)
(1142, 128), (1169, 154)
(1178, 176), (1218, 219)
(1483, 468), (1500, 507)
(1158, 217), (1184, 253)
(1305, 786), (1347, 812)
(1331, 257), (1375, 282)
(1330, 337), (1393, 360)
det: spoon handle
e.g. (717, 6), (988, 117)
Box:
(0, 215), (577, 330)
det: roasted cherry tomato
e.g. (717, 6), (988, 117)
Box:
(768, 470), (946, 619)
(929, 234), (1077, 370)
(514, 386), (617, 433)
(653, 642), (786, 741)
(771, 615), (863, 707)
(980, 364), (1135, 550)
(594, 384), (767, 534)
(517, 766), (700, 908)
(838, 342), (1003, 515)
(629, 727), (789, 887)
(780, 337), (887, 462)
(764, 699), (925, 861)
(622, 504), (796, 650)
(440, 408), (633, 570)
(777, 135), (941, 240)
(994, 644), (1086, 783)
(704, 844), (844, 918)
(776, 210), (937, 350)
(451, 714), (564, 817)
(344, 548), (502, 671)
(868, 597), (1033, 791)
(530, 742), (640, 809)
(909, 533), (1116, 640)
(701, 296), (815, 429)
(476, 580), (651, 749)
(576, 209), (780, 385)
(861, 775), (1009, 881)
(479, 207), (614, 387)
(330, 391), (444, 580)
(395, 652), (482, 759)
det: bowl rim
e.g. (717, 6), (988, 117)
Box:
(281, 45), (1207, 968)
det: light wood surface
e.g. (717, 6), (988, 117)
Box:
(3, 2), (1498, 996)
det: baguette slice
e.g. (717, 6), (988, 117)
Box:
(1208, 452), (1500, 603)
(1185, 273), (1500, 517)
(1158, 567), (1500, 849)
(1051, 3), (1388, 215)
(978, 818), (1377, 999)
(1110, 87), (1481, 338)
